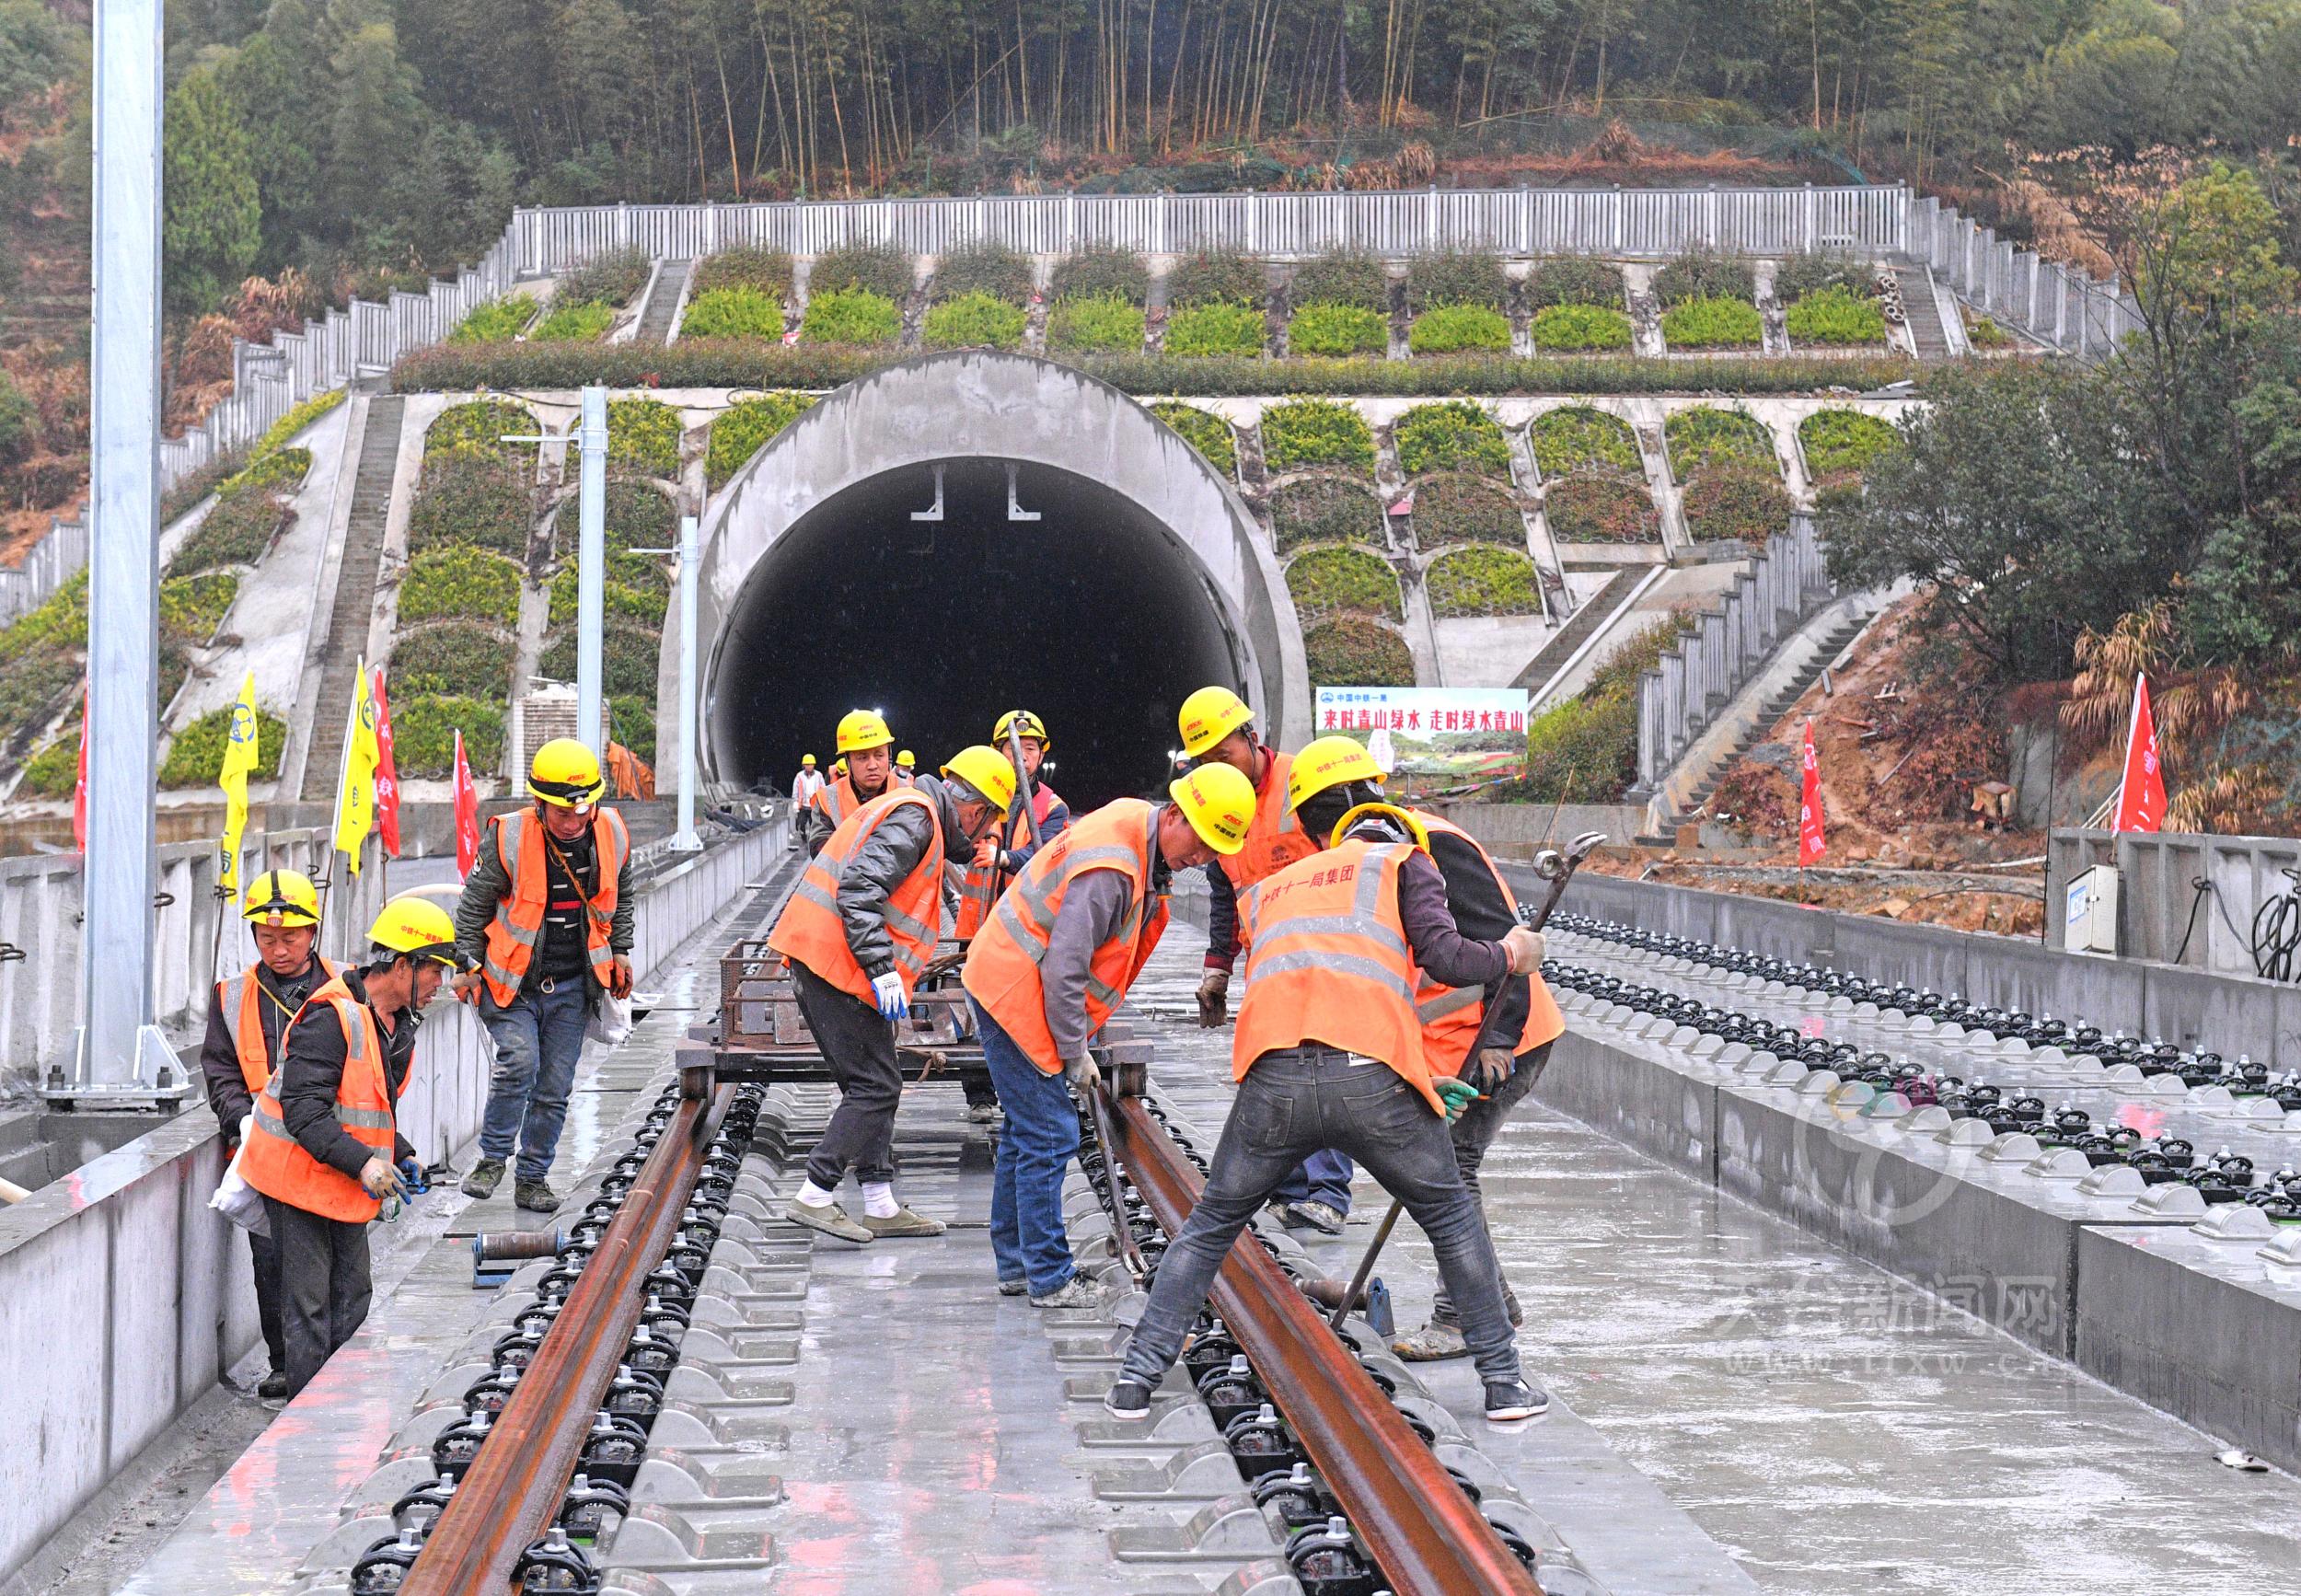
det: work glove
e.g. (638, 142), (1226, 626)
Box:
(399, 1155), (429, 1197)
(359, 1154), (410, 1200)
(870, 971), (909, 1022)
(607, 955), (634, 1000)
(1502, 927), (1545, 975)
(1465, 1047), (1515, 1094)
(1433, 1077), (1479, 1122)
(1196, 968), (1230, 1028)
(1062, 1052), (1102, 1094)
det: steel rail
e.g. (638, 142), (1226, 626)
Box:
(401, 1082), (735, 1594)
(1105, 1093), (1544, 1596)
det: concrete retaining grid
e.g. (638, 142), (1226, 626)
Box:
(0, 816), (788, 1588)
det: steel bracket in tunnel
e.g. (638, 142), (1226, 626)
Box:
(909, 462), (944, 521)
(1006, 462), (1041, 521)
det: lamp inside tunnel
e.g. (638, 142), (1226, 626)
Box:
(707, 457), (1254, 808)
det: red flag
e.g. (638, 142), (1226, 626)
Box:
(1798, 719), (1825, 866)
(452, 729), (480, 876)
(2113, 672), (2168, 834)
(370, 665), (402, 859)
(71, 688), (87, 852)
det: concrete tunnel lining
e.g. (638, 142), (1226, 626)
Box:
(682, 353), (1307, 804)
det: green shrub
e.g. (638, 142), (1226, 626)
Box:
(811, 242), (915, 303)
(1653, 251), (1752, 306)
(1287, 546), (1401, 619)
(1261, 399), (1375, 473)
(0, 652), (84, 746)
(1532, 303), (1634, 352)
(528, 298), (616, 342)
(600, 480), (676, 554)
(160, 456), (246, 528)
(1051, 247), (1149, 306)
(1166, 251), (1264, 307)
(427, 399), (538, 468)
(162, 572), (238, 643)
(923, 292), (1027, 350)
(391, 623), (515, 698)
(1394, 400), (1510, 477)
(610, 695), (656, 763)
(169, 492), (284, 574)
(1165, 302), (1266, 357)
(158, 704), (285, 787)
(1659, 296), (1763, 350)
(1798, 409), (1901, 478)
(1513, 692), (1637, 801)
(410, 454), (534, 558)
(540, 620), (659, 696)
(1047, 295), (1146, 354)
(220, 447), (311, 497)
(1405, 251), (1508, 314)
(1526, 259), (1622, 309)
(707, 392), (817, 489)
(399, 547), (522, 626)
(1148, 402), (1237, 478)
(801, 286), (902, 346)
(1771, 253), (1867, 305)
(1665, 406), (1775, 477)
(1786, 284), (1887, 346)
(693, 246), (793, 300)
(1680, 464), (1794, 547)
(1303, 616), (1415, 687)
(17, 733), (79, 798)
(1289, 252), (1389, 313)
(390, 694), (505, 778)
(1428, 547), (1541, 618)
(1271, 475), (1382, 551)
(606, 397), (683, 477)
(451, 294), (538, 343)
(558, 248), (654, 308)
(1530, 407), (1641, 476)
(1544, 475), (1660, 542)
(931, 243), (1032, 305)
(1407, 305), (1509, 355)
(679, 285), (782, 340)
(1289, 303), (1387, 357)
(1966, 316), (2013, 349)
(549, 559), (669, 625)
(249, 388), (345, 457)
(1411, 473), (1522, 548)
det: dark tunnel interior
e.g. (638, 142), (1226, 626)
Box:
(710, 458), (1251, 809)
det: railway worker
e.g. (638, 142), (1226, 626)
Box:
(961, 763), (1255, 1307)
(1283, 736), (1567, 1363)
(239, 896), (464, 1397)
(768, 746), (1016, 1243)
(894, 749), (918, 785)
(454, 738), (634, 1212)
(802, 711), (898, 855)
(792, 753), (826, 813)
(200, 869), (337, 1404)
(1103, 797), (1550, 1428)
(1174, 686), (1348, 1235)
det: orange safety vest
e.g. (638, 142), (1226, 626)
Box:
(1231, 840), (1443, 1116)
(769, 787), (946, 1005)
(1405, 809), (1564, 1075)
(478, 808), (631, 1007)
(1220, 747), (1318, 890)
(217, 958), (341, 1093)
(237, 975), (397, 1223)
(954, 782), (1067, 942)
(961, 799), (1170, 1074)
(810, 773), (889, 832)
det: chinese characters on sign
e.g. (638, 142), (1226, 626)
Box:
(1312, 687), (1532, 784)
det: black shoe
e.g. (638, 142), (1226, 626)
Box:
(1103, 1378), (1154, 1421)
(514, 1177), (561, 1213)
(1485, 1379), (1550, 1424)
(256, 1370), (290, 1402)
(460, 1157), (506, 1199)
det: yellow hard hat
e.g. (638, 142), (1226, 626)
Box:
(837, 709), (894, 754)
(832, 758), (848, 777)
(1177, 686), (1255, 758)
(243, 868), (321, 928)
(1330, 801), (1431, 852)
(896, 749), (916, 769)
(367, 895), (466, 968)
(941, 745), (1019, 813)
(993, 710), (1049, 750)
(1285, 734), (1388, 816)
(802, 753), (817, 768)
(528, 737), (605, 808)
(1168, 761), (1257, 855)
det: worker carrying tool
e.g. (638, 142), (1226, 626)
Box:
(453, 738), (633, 1213)
(767, 746), (1014, 1243)
(200, 869), (338, 1404)
(1282, 735), (1567, 1361)
(1104, 798), (1550, 1428)
(802, 710), (897, 855)
(895, 749), (917, 785)
(792, 753), (826, 812)
(238, 896), (464, 1397)
(961, 763), (1255, 1307)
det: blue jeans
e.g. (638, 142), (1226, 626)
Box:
(478, 980), (589, 1180)
(973, 1000), (1080, 1296)
(1272, 1150), (1355, 1214)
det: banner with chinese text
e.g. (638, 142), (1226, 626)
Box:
(1312, 687), (1531, 784)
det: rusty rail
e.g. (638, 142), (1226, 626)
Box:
(1106, 1093), (1544, 1596)
(400, 1083), (735, 1594)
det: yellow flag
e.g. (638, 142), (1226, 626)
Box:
(216, 671), (261, 903)
(332, 658), (380, 874)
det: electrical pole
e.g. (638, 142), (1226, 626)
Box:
(576, 386), (607, 755)
(673, 514), (701, 851)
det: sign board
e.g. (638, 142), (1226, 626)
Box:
(1312, 687), (1531, 786)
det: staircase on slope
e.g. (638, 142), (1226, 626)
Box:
(1679, 608), (1869, 815)
(299, 396), (405, 800)
(634, 260), (692, 345)
(1512, 568), (1641, 704)
(1894, 267), (1952, 359)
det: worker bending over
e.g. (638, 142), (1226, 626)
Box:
(954, 710), (1072, 940)
(769, 747), (1014, 1242)
(963, 764), (1255, 1306)
(802, 711), (897, 855)
(200, 870), (337, 1403)
(239, 897), (463, 1396)
(1104, 800), (1549, 1428)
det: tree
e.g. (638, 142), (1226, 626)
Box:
(163, 69), (262, 313)
(325, 14), (425, 252)
(0, 0), (72, 132)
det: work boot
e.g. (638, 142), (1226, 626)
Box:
(997, 1277), (1029, 1296)
(1393, 1321), (1470, 1361)
(1030, 1274), (1099, 1310)
(1103, 1378), (1153, 1420)
(1282, 1199), (1347, 1235)
(514, 1177), (561, 1213)
(1484, 1378), (1550, 1425)
(461, 1157), (506, 1200)
(787, 1196), (873, 1244)
(860, 1205), (946, 1237)
(256, 1370), (291, 1403)
(965, 1104), (1001, 1125)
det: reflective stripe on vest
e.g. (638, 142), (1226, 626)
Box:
(767, 787), (945, 1005)
(954, 783), (1066, 941)
(1405, 808), (1566, 1071)
(1220, 748), (1318, 890)
(480, 808), (630, 1006)
(237, 977), (396, 1224)
(218, 958), (339, 1094)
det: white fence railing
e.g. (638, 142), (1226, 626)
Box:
(1909, 194), (2141, 358)
(0, 516), (87, 629)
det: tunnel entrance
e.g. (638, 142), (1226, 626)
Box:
(710, 457), (1249, 808)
